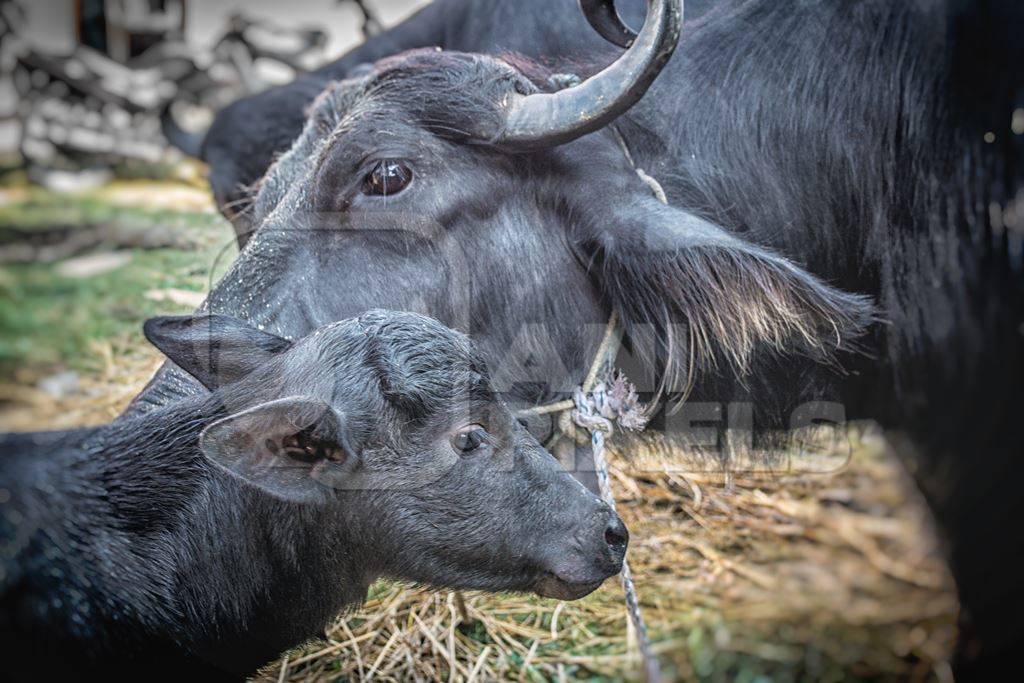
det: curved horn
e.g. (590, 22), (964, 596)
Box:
(496, 0), (682, 149)
(579, 0), (638, 48)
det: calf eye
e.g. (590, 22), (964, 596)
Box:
(362, 160), (413, 196)
(451, 425), (487, 454)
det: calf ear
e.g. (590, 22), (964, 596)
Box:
(200, 396), (357, 503)
(584, 198), (875, 393)
(144, 315), (293, 390)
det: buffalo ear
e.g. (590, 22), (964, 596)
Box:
(588, 198), (875, 391)
(200, 396), (356, 503)
(144, 315), (292, 390)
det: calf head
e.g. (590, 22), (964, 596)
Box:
(145, 310), (626, 599)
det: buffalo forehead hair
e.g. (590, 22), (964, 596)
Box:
(338, 49), (552, 143)
(353, 310), (493, 420)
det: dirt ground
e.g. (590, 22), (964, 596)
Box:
(0, 180), (958, 681)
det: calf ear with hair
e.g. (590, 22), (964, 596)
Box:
(586, 198), (875, 395)
(144, 315), (293, 390)
(200, 396), (356, 503)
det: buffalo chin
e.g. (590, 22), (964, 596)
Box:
(533, 573), (607, 600)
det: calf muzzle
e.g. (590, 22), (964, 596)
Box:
(534, 504), (629, 600)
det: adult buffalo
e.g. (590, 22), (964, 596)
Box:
(154, 0), (1023, 676)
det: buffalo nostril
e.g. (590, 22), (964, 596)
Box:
(604, 515), (629, 552)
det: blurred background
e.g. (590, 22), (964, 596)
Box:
(0, 0), (429, 185)
(0, 1), (960, 681)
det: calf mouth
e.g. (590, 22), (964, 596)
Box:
(533, 571), (609, 600)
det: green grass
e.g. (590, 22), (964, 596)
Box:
(0, 190), (222, 233)
(0, 189), (235, 378)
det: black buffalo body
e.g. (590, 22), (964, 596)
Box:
(156, 0), (1022, 676)
(0, 311), (626, 678)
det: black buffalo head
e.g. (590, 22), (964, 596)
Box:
(145, 310), (627, 599)
(207, 78), (870, 403)
(163, 0), (873, 445)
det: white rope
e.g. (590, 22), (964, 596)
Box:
(517, 313), (661, 682)
(636, 167), (668, 205)
(611, 124), (669, 206)
(514, 125), (670, 683)
(591, 430), (661, 683)
(573, 384), (660, 683)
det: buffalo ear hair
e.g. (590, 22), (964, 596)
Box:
(584, 197), (876, 393)
(144, 314), (293, 390)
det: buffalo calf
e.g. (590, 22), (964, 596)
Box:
(0, 310), (626, 679)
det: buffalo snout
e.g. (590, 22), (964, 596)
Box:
(534, 501), (629, 600)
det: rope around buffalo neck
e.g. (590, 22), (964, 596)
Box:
(515, 130), (668, 683)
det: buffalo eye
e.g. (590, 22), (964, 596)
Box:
(362, 160), (413, 196)
(451, 425), (487, 454)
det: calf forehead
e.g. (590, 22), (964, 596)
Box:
(304, 312), (494, 408)
(361, 312), (492, 393)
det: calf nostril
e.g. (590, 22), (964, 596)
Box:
(604, 516), (629, 550)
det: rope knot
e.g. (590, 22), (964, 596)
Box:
(571, 371), (649, 437)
